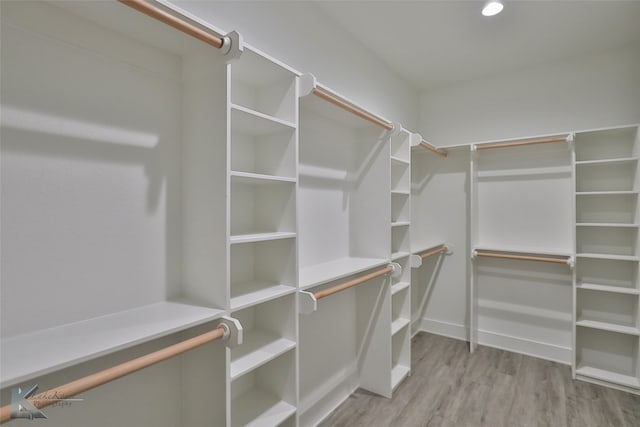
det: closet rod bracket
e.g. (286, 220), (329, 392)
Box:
(221, 30), (244, 60)
(298, 291), (318, 314)
(218, 316), (243, 348)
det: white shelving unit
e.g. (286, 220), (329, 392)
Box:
(226, 47), (300, 425)
(389, 130), (412, 393)
(0, 1), (235, 425)
(469, 138), (574, 360)
(297, 80), (396, 424)
(574, 126), (640, 392)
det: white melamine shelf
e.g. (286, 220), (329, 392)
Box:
(577, 191), (639, 196)
(577, 223), (639, 228)
(576, 157), (639, 165)
(392, 221), (411, 227)
(392, 251), (411, 261)
(391, 190), (410, 196)
(230, 171), (296, 184)
(391, 317), (410, 336)
(391, 365), (410, 390)
(576, 365), (640, 389)
(230, 282), (295, 311)
(230, 232), (296, 244)
(0, 302), (224, 388)
(230, 103), (296, 131)
(391, 282), (410, 295)
(576, 319), (640, 336)
(577, 282), (640, 295)
(230, 331), (296, 380)
(577, 253), (640, 262)
(391, 156), (410, 166)
(299, 257), (389, 290)
(231, 388), (296, 427)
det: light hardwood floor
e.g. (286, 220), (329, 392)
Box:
(319, 332), (640, 427)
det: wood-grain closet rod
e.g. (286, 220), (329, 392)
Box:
(418, 246), (448, 259)
(118, 0), (224, 49)
(312, 86), (394, 131)
(0, 325), (229, 424)
(474, 251), (570, 265)
(419, 141), (448, 157)
(314, 265), (394, 300)
(476, 134), (571, 151)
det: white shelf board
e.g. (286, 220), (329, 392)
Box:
(474, 245), (573, 258)
(391, 364), (410, 391)
(577, 253), (640, 262)
(230, 103), (296, 133)
(577, 282), (640, 295)
(391, 156), (410, 166)
(391, 190), (410, 196)
(231, 388), (296, 427)
(576, 191), (639, 196)
(391, 221), (410, 227)
(0, 301), (224, 388)
(577, 223), (639, 228)
(230, 330), (295, 380)
(391, 281), (410, 295)
(576, 319), (640, 336)
(230, 231), (296, 244)
(576, 365), (640, 389)
(230, 171), (296, 184)
(576, 157), (639, 165)
(230, 282), (295, 311)
(299, 257), (389, 290)
(391, 317), (410, 336)
(391, 251), (411, 261)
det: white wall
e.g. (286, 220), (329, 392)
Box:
(419, 44), (640, 146)
(171, 0), (419, 129)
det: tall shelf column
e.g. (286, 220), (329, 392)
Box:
(574, 125), (640, 393)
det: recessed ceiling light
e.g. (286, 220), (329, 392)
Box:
(482, 0), (504, 17)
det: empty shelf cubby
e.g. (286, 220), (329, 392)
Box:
(576, 227), (638, 257)
(576, 193), (638, 224)
(230, 239), (296, 310)
(229, 50), (297, 124)
(576, 258), (639, 294)
(576, 289), (639, 335)
(575, 127), (638, 162)
(230, 106), (296, 179)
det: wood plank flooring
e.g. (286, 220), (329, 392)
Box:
(319, 332), (640, 427)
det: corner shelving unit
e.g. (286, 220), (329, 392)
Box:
(389, 130), (412, 393)
(574, 125), (640, 393)
(227, 46), (300, 424)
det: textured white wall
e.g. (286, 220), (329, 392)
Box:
(172, 1), (419, 129)
(419, 44), (640, 146)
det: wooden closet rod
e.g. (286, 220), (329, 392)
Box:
(118, 0), (224, 49)
(419, 246), (448, 259)
(419, 141), (447, 157)
(312, 86), (394, 131)
(474, 251), (569, 265)
(314, 265), (394, 300)
(0, 325), (228, 424)
(476, 135), (570, 151)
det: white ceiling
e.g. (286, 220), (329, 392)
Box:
(316, 0), (640, 90)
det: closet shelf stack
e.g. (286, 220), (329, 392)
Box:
(574, 125), (640, 392)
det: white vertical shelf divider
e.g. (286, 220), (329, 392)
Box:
(226, 46), (300, 426)
(469, 144), (479, 352)
(574, 125), (640, 393)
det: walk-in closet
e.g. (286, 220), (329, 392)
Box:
(2, 1), (639, 426)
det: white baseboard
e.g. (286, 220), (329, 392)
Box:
(416, 317), (468, 341)
(416, 317), (572, 365)
(477, 329), (571, 365)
